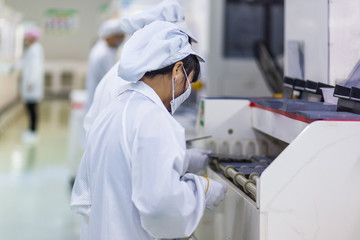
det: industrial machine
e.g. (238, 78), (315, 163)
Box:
(193, 96), (360, 240)
(192, 0), (360, 239)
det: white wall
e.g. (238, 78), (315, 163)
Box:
(5, 0), (110, 61)
(0, 4), (23, 112)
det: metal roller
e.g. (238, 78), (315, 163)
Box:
(216, 162), (257, 198)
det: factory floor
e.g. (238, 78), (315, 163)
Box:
(0, 99), (198, 240)
(0, 100), (81, 239)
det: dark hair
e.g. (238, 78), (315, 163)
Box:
(144, 54), (201, 89)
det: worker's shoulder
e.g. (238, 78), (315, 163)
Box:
(130, 92), (165, 114)
(127, 92), (168, 119)
(130, 93), (183, 130)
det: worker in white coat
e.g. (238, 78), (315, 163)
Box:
(85, 19), (125, 110)
(71, 21), (227, 240)
(83, 0), (197, 137)
(20, 26), (44, 141)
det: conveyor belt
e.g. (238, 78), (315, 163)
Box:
(221, 162), (267, 175)
(208, 153), (274, 163)
(251, 98), (360, 120)
(252, 99), (337, 112)
(208, 153), (251, 162)
(250, 155), (274, 164)
(296, 110), (360, 120)
(209, 154), (274, 199)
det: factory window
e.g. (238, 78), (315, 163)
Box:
(44, 72), (52, 88)
(61, 71), (73, 88)
(224, 0), (284, 58)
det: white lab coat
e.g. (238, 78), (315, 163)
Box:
(83, 61), (128, 137)
(71, 81), (206, 239)
(85, 39), (117, 109)
(20, 42), (44, 103)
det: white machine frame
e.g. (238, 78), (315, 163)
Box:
(193, 98), (360, 240)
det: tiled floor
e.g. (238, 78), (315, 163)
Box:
(0, 100), (81, 240)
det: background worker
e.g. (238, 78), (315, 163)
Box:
(85, 18), (125, 110)
(19, 25), (44, 142)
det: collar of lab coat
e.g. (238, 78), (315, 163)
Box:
(118, 81), (170, 114)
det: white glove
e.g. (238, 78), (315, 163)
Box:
(201, 176), (227, 209)
(185, 149), (211, 173)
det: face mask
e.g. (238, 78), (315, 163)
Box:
(170, 66), (191, 115)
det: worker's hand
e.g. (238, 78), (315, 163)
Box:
(185, 148), (211, 173)
(201, 177), (227, 209)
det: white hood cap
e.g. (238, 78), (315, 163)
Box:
(120, 0), (198, 43)
(118, 21), (203, 83)
(98, 19), (124, 38)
